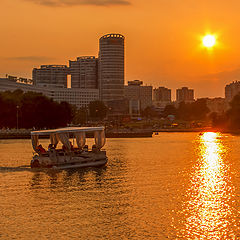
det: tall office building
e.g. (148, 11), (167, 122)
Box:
(176, 87), (194, 103)
(32, 65), (69, 88)
(98, 33), (125, 102)
(225, 81), (240, 101)
(69, 56), (98, 89)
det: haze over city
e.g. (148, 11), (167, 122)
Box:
(2, 0), (240, 98)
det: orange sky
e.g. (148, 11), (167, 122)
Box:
(1, 0), (240, 98)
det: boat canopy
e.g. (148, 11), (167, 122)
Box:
(31, 127), (106, 152)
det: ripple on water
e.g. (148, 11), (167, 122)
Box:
(0, 134), (239, 239)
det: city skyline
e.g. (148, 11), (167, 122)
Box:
(2, 32), (237, 101)
(2, 1), (240, 98)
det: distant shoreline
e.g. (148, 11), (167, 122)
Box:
(0, 128), (239, 139)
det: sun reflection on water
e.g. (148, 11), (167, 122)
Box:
(178, 132), (236, 239)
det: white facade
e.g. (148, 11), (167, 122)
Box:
(0, 77), (99, 109)
(53, 88), (99, 108)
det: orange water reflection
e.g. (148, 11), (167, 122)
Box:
(179, 132), (236, 239)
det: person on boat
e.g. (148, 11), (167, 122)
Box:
(62, 144), (67, 152)
(70, 141), (74, 151)
(92, 144), (100, 153)
(83, 145), (88, 152)
(48, 144), (54, 150)
(37, 144), (46, 154)
(62, 141), (74, 152)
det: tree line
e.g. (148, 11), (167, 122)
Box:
(211, 93), (240, 131)
(142, 99), (210, 121)
(143, 94), (240, 131)
(0, 90), (108, 129)
(3, 89), (240, 131)
(0, 90), (73, 129)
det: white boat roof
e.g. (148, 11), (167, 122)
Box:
(31, 127), (105, 136)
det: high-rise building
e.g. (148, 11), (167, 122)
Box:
(225, 81), (240, 101)
(98, 33), (125, 102)
(69, 56), (98, 89)
(32, 65), (69, 88)
(176, 87), (194, 103)
(153, 87), (171, 102)
(124, 80), (152, 115)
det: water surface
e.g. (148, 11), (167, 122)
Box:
(0, 133), (239, 239)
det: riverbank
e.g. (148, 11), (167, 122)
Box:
(0, 129), (153, 139)
(153, 127), (214, 133)
(2, 127), (238, 139)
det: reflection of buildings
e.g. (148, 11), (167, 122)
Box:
(33, 65), (69, 88)
(153, 87), (171, 108)
(98, 34), (125, 102)
(176, 87), (194, 103)
(225, 81), (240, 101)
(69, 56), (98, 89)
(124, 80), (152, 116)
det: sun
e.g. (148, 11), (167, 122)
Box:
(202, 34), (216, 48)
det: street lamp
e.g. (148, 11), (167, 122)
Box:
(16, 105), (19, 131)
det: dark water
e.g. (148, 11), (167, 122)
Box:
(0, 133), (239, 239)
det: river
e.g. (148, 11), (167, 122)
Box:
(0, 132), (239, 239)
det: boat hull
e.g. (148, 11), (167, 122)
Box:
(31, 150), (107, 170)
(52, 158), (107, 170)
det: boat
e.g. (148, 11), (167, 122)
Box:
(31, 127), (107, 169)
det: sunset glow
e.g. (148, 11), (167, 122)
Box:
(0, 0), (240, 97)
(179, 132), (235, 239)
(202, 34), (216, 48)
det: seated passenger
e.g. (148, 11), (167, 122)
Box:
(92, 144), (98, 153)
(70, 142), (74, 151)
(62, 144), (67, 152)
(48, 144), (55, 151)
(83, 145), (88, 151)
(37, 144), (46, 154)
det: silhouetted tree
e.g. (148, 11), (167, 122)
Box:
(177, 100), (209, 121)
(72, 106), (88, 125)
(0, 90), (73, 129)
(210, 112), (228, 129)
(226, 93), (240, 130)
(89, 100), (107, 120)
(163, 104), (177, 117)
(141, 106), (157, 118)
